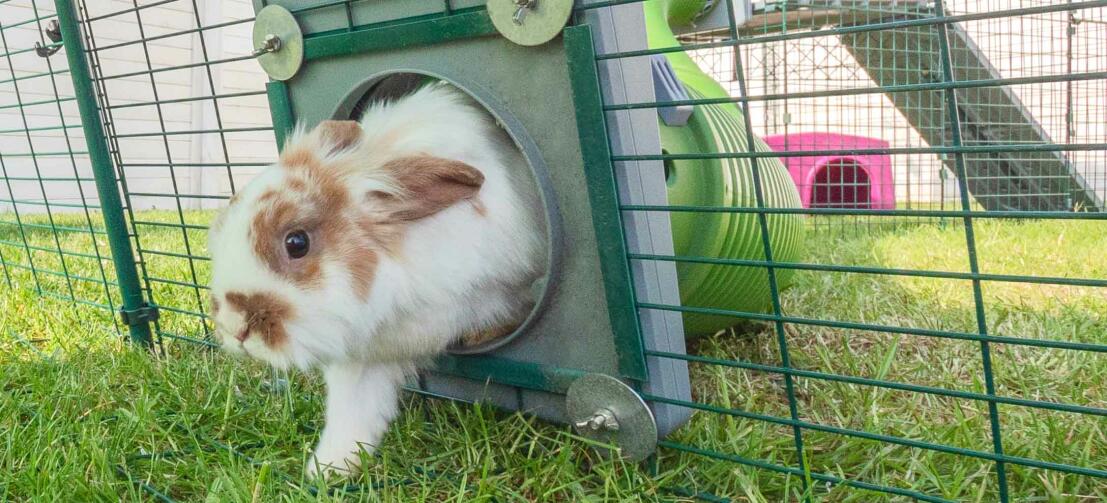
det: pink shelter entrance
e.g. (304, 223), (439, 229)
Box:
(762, 133), (896, 210)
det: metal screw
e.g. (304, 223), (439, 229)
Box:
(574, 409), (620, 432)
(44, 19), (62, 42)
(513, 0), (538, 25)
(252, 34), (282, 57)
(34, 20), (62, 58)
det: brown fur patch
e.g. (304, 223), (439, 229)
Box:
(287, 177), (307, 192)
(280, 148), (317, 171)
(311, 167), (351, 213)
(224, 291), (294, 348)
(343, 246), (378, 299)
(256, 189), (280, 205)
(315, 120), (362, 153)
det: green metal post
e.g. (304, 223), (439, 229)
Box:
(933, 1), (1008, 499)
(266, 81), (295, 150)
(565, 26), (648, 381)
(54, 0), (154, 347)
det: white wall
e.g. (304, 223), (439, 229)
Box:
(0, 0), (274, 214)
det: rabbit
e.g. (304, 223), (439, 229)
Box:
(207, 82), (548, 477)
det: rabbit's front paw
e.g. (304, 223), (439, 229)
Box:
(305, 440), (364, 479)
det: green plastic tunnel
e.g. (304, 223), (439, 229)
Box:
(644, 0), (805, 336)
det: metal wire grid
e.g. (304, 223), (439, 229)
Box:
(594, 0), (1107, 500)
(0, 0), (121, 326)
(76, 0), (275, 348)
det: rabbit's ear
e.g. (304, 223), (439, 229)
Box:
(369, 155), (484, 221)
(307, 120), (363, 156)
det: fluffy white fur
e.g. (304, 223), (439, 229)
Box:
(207, 83), (546, 476)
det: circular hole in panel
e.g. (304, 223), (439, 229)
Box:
(332, 71), (562, 355)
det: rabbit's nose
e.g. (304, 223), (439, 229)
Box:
(234, 328), (249, 342)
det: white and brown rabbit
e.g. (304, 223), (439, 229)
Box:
(207, 82), (547, 476)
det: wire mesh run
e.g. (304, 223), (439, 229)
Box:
(77, 0), (275, 348)
(1, 0), (1105, 501)
(0, 0), (121, 324)
(597, 0), (1107, 500)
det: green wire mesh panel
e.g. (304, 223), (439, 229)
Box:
(0, 0), (122, 331)
(595, 0), (1106, 500)
(76, 0), (275, 348)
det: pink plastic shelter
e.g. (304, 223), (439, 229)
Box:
(762, 133), (896, 210)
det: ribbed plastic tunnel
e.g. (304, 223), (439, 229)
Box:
(645, 0), (805, 336)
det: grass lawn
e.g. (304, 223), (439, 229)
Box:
(1, 212), (1104, 501)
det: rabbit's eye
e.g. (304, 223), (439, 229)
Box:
(284, 230), (310, 259)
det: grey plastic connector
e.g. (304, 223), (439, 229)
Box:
(650, 55), (693, 127)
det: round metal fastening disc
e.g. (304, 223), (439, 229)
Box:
(566, 373), (658, 462)
(253, 5), (303, 81)
(487, 0), (574, 47)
